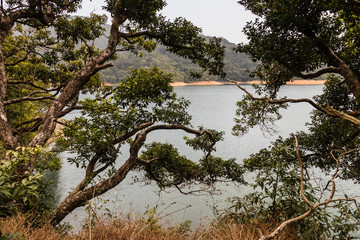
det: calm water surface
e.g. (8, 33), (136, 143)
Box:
(56, 84), (359, 228)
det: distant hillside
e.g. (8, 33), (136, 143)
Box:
(93, 25), (257, 83)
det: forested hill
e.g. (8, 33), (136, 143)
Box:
(96, 32), (257, 83)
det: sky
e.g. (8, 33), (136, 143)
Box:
(75, 0), (256, 44)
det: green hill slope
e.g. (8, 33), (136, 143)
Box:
(94, 26), (257, 83)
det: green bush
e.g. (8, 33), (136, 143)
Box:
(0, 146), (59, 217)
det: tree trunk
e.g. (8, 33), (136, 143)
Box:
(0, 43), (18, 150)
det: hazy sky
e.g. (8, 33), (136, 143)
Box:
(75, 0), (256, 43)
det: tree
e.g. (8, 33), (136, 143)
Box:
(231, 0), (360, 237)
(235, 0), (360, 180)
(0, 0), (245, 225)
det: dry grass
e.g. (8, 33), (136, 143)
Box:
(0, 214), (298, 240)
(0, 214), (70, 240)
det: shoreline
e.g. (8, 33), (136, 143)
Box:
(170, 80), (325, 87)
(105, 80), (326, 87)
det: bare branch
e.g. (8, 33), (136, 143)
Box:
(173, 184), (215, 195)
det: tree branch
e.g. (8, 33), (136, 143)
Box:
(229, 79), (360, 128)
(292, 67), (342, 79)
(325, 102), (360, 127)
(5, 95), (51, 105)
(227, 79), (326, 113)
(5, 52), (30, 66)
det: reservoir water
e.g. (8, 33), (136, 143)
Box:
(56, 84), (359, 228)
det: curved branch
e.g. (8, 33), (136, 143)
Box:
(137, 157), (160, 165)
(51, 123), (216, 225)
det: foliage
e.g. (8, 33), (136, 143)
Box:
(58, 67), (188, 169)
(50, 64), (239, 224)
(237, 0), (360, 84)
(0, 146), (59, 217)
(235, 0), (360, 187)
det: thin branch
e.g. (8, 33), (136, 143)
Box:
(58, 105), (83, 117)
(5, 52), (30, 66)
(4, 45), (26, 58)
(173, 184), (214, 195)
(136, 157), (160, 164)
(4, 94), (56, 106)
(113, 122), (154, 144)
(7, 81), (61, 92)
(227, 79), (326, 113)
(295, 136), (314, 209)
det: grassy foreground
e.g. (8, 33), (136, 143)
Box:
(0, 214), (298, 240)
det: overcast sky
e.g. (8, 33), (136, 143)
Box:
(75, 0), (256, 44)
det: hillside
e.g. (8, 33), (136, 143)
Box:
(95, 31), (257, 83)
